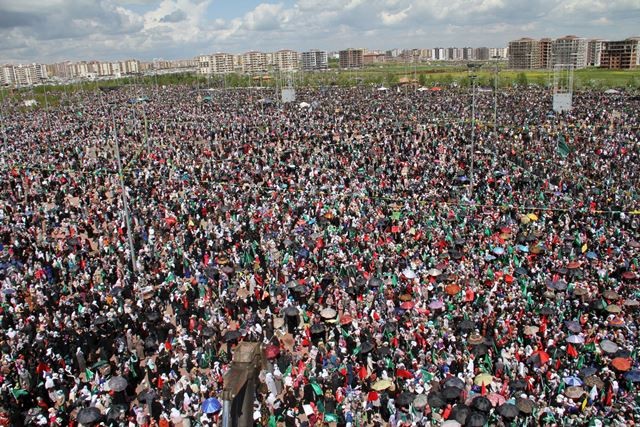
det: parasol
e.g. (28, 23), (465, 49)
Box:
(573, 286), (588, 296)
(599, 340), (619, 354)
(606, 304), (622, 313)
(602, 290), (620, 300)
(567, 261), (581, 269)
(264, 344), (280, 359)
(474, 373), (493, 386)
(624, 370), (640, 383)
(413, 394), (429, 409)
(108, 376), (128, 392)
(427, 392), (445, 409)
(222, 330), (242, 342)
(340, 314), (353, 325)
(443, 376), (465, 390)
(451, 404), (471, 424)
(468, 334), (485, 345)
(487, 393), (506, 407)
(428, 300), (444, 310)
(395, 392), (415, 407)
(583, 375), (604, 389)
(368, 277), (384, 288)
(427, 268), (442, 277)
(402, 268), (417, 279)
(465, 411), (488, 426)
(399, 293), (413, 301)
(564, 321), (582, 333)
(497, 403), (519, 419)
(622, 271), (637, 280)
(137, 389), (157, 403)
(310, 323), (326, 335)
(442, 386), (462, 401)
(76, 407), (102, 424)
(320, 307), (337, 319)
(201, 397), (222, 414)
(611, 357), (632, 371)
(563, 376), (583, 387)
(458, 319), (475, 333)
(564, 386), (585, 400)
(283, 306), (299, 317)
(371, 379), (392, 391)
(400, 301), (414, 310)
(523, 325), (539, 335)
(566, 335), (585, 344)
(445, 284), (461, 295)
(516, 397), (535, 414)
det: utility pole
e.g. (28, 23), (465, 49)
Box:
(111, 109), (137, 273)
(467, 62), (482, 200)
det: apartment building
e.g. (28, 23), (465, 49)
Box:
(339, 48), (364, 69)
(301, 50), (328, 71)
(552, 35), (587, 69)
(600, 38), (640, 69)
(274, 50), (299, 72)
(241, 51), (268, 74)
(508, 38), (541, 69)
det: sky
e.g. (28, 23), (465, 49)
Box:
(1, 0), (639, 63)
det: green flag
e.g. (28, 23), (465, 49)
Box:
(311, 382), (323, 396)
(557, 135), (571, 158)
(85, 369), (94, 381)
(11, 388), (28, 399)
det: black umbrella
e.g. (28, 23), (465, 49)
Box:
(427, 392), (445, 409)
(579, 366), (598, 378)
(458, 319), (475, 333)
(368, 277), (384, 288)
(514, 267), (528, 277)
(283, 306), (299, 317)
(442, 386), (462, 401)
(539, 307), (555, 316)
(223, 330), (242, 342)
(77, 407), (102, 424)
(94, 316), (108, 326)
(443, 376), (465, 390)
(146, 311), (160, 322)
(360, 341), (374, 354)
(395, 392), (415, 407)
(377, 347), (391, 357)
(472, 343), (488, 356)
(471, 396), (492, 413)
(383, 322), (397, 334)
(137, 389), (156, 403)
(106, 404), (129, 420)
(516, 398), (535, 414)
(509, 379), (527, 392)
(451, 404), (471, 424)
(465, 411), (488, 427)
(497, 403), (519, 419)
(310, 323), (326, 334)
(201, 327), (215, 337)
(108, 376), (128, 392)
(110, 286), (123, 296)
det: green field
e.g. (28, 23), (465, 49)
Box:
(1, 63), (638, 110)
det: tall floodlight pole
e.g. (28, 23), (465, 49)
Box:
(111, 108), (137, 272)
(492, 56), (500, 140)
(467, 62), (482, 199)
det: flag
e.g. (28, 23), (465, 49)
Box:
(310, 382), (323, 396)
(557, 135), (571, 158)
(11, 388), (28, 399)
(581, 396), (588, 411)
(567, 343), (578, 358)
(283, 364), (292, 378)
(85, 369), (94, 381)
(589, 385), (598, 402)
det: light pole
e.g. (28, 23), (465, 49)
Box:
(467, 62), (482, 200)
(492, 56), (500, 140)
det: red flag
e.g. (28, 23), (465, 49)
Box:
(442, 404), (452, 420)
(605, 385), (613, 406)
(358, 365), (368, 380)
(481, 382), (487, 396)
(567, 343), (578, 358)
(396, 369), (413, 379)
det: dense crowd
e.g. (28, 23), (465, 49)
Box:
(0, 83), (639, 426)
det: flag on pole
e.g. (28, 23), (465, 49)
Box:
(557, 135), (571, 158)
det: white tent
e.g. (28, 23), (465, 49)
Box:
(377, 86), (388, 91)
(604, 89), (620, 94)
(417, 87), (428, 92)
(299, 102), (310, 108)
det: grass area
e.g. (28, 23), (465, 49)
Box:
(1, 65), (638, 110)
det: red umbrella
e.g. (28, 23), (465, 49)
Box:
(533, 350), (550, 365)
(567, 261), (581, 269)
(445, 284), (461, 295)
(164, 217), (177, 226)
(367, 391), (379, 402)
(340, 315), (353, 325)
(611, 357), (632, 372)
(400, 301), (414, 310)
(504, 274), (514, 284)
(622, 271), (637, 280)
(264, 345), (280, 359)
(396, 369), (414, 379)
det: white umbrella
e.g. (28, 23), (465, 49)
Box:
(377, 86), (388, 91)
(299, 102), (310, 108)
(402, 268), (417, 279)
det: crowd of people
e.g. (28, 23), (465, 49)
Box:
(0, 82), (639, 426)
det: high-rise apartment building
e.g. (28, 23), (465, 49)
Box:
(508, 38), (541, 69)
(552, 35), (587, 69)
(586, 40), (605, 67)
(539, 38), (553, 69)
(600, 38), (640, 69)
(241, 51), (268, 74)
(301, 50), (328, 71)
(339, 49), (364, 68)
(274, 50), (299, 72)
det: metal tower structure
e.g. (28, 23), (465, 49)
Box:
(552, 64), (574, 113)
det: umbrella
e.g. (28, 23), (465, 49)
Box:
(566, 335), (585, 344)
(320, 308), (337, 319)
(465, 411), (488, 426)
(201, 327), (215, 337)
(516, 398), (535, 414)
(368, 277), (384, 288)
(583, 376), (604, 389)
(442, 386), (462, 401)
(579, 367), (598, 378)
(471, 396), (492, 413)
(611, 357), (632, 372)
(137, 389), (156, 403)
(399, 293), (413, 301)
(310, 323), (326, 335)
(360, 341), (374, 354)
(602, 290), (620, 300)
(599, 340), (619, 354)
(564, 321), (582, 333)
(94, 316), (108, 326)
(624, 370), (640, 383)
(76, 407), (102, 424)
(146, 311), (160, 322)
(527, 350), (550, 366)
(428, 300), (444, 310)
(573, 286), (588, 296)
(444, 377), (466, 390)
(623, 299), (640, 307)
(609, 317), (625, 327)
(108, 376), (128, 392)
(427, 392), (446, 409)
(585, 251), (598, 260)
(442, 421), (461, 427)
(468, 334), (485, 345)
(492, 247), (505, 256)
(551, 280), (567, 291)
(622, 271), (637, 280)
(371, 379), (392, 391)
(264, 345), (280, 359)
(451, 404), (471, 424)
(427, 268), (442, 276)
(523, 325), (539, 335)
(540, 306), (555, 316)
(458, 319), (475, 333)
(474, 373), (493, 386)
(445, 284), (461, 295)
(367, 391), (380, 402)
(509, 379), (527, 392)
(222, 330), (242, 342)
(400, 301), (414, 310)
(201, 397), (222, 414)
(567, 261), (581, 269)
(413, 394), (429, 409)
(563, 376), (583, 386)
(283, 306), (299, 317)
(606, 304), (622, 313)
(472, 343), (489, 356)
(402, 268), (417, 279)
(340, 315), (353, 325)
(396, 392), (415, 407)
(487, 393), (506, 407)
(564, 386), (584, 400)
(497, 403), (519, 419)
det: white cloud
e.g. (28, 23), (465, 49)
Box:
(380, 5), (411, 26)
